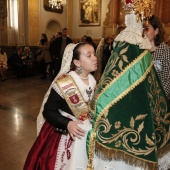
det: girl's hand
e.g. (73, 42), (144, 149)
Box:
(67, 120), (85, 140)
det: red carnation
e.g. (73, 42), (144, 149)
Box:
(126, 0), (132, 3)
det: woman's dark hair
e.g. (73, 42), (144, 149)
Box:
(57, 32), (62, 37)
(148, 15), (165, 46)
(70, 43), (92, 70)
(86, 36), (93, 43)
(40, 33), (48, 45)
(0, 47), (4, 54)
(16, 46), (22, 51)
(104, 37), (111, 44)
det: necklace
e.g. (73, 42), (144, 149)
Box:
(86, 87), (92, 102)
(79, 76), (88, 80)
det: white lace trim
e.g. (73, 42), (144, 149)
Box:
(115, 13), (151, 50)
(92, 152), (170, 170)
(93, 154), (146, 170)
(51, 43), (77, 98)
(158, 152), (170, 170)
(37, 43), (77, 135)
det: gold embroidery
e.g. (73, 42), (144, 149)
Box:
(147, 69), (170, 149)
(56, 75), (89, 120)
(88, 68), (170, 169)
(93, 56), (153, 131)
(87, 48), (154, 169)
(97, 115), (156, 156)
(90, 44), (149, 117)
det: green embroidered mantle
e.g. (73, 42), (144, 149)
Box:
(87, 42), (170, 170)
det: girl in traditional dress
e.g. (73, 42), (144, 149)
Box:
(23, 42), (97, 170)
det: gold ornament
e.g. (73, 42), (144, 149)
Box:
(121, 0), (156, 21)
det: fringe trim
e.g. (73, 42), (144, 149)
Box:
(158, 143), (170, 159)
(86, 165), (94, 170)
(95, 141), (158, 170)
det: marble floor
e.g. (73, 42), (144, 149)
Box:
(0, 74), (51, 170)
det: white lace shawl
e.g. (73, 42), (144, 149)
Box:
(115, 13), (152, 50)
(37, 43), (77, 135)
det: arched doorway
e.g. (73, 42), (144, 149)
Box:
(46, 20), (61, 39)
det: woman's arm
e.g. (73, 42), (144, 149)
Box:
(161, 48), (170, 98)
(4, 52), (8, 65)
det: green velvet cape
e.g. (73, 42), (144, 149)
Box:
(87, 42), (170, 170)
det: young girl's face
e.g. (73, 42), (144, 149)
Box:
(75, 44), (97, 74)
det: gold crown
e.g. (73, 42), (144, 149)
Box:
(121, 0), (155, 20)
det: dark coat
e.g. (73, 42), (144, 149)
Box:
(53, 36), (72, 59)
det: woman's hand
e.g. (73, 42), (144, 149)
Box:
(22, 56), (27, 60)
(67, 120), (85, 140)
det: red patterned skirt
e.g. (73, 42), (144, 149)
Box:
(23, 121), (62, 170)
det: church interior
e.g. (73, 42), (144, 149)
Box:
(0, 0), (170, 169)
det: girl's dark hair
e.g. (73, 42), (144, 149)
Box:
(0, 47), (4, 54)
(148, 15), (165, 46)
(70, 43), (92, 70)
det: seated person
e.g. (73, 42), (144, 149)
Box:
(0, 47), (8, 81)
(11, 46), (27, 79)
(22, 46), (33, 76)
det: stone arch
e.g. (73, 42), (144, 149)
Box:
(45, 19), (61, 39)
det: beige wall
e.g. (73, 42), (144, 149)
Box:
(72, 0), (110, 40)
(2, 0), (170, 46)
(0, 0), (8, 45)
(38, 0), (110, 42)
(0, 0), (119, 46)
(38, 0), (67, 41)
(28, 0), (39, 45)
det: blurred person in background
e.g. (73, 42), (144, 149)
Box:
(79, 35), (87, 43)
(22, 46), (33, 76)
(38, 33), (52, 79)
(55, 31), (62, 38)
(11, 46), (27, 79)
(0, 47), (8, 81)
(102, 36), (113, 73)
(52, 28), (72, 79)
(86, 36), (97, 51)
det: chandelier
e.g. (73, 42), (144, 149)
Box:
(48, 0), (67, 9)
